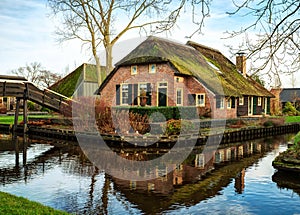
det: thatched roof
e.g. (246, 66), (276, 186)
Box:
(99, 36), (224, 95)
(97, 36), (273, 97)
(187, 41), (274, 97)
(50, 63), (104, 97)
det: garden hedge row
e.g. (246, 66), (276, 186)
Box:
(112, 106), (198, 122)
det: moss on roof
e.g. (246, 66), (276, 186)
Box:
(99, 36), (273, 97)
(187, 41), (274, 97)
(50, 63), (105, 97)
(116, 36), (224, 95)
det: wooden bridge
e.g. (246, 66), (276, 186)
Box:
(0, 75), (72, 132)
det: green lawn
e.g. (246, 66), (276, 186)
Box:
(285, 116), (300, 123)
(0, 191), (68, 215)
(0, 114), (58, 125)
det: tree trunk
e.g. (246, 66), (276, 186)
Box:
(105, 44), (113, 78)
(94, 56), (102, 86)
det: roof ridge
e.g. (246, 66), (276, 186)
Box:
(186, 40), (221, 54)
(147, 36), (195, 50)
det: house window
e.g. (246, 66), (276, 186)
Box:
(258, 97), (262, 106)
(176, 88), (183, 106)
(216, 96), (224, 109)
(139, 83), (147, 95)
(131, 65), (137, 75)
(196, 94), (205, 107)
(239, 96), (244, 105)
(175, 76), (184, 83)
(227, 98), (232, 109)
(149, 64), (156, 73)
(195, 153), (205, 168)
(121, 84), (129, 105)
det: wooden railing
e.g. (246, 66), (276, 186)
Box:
(0, 80), (71, 113)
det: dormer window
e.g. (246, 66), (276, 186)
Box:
(131, 65), (137, 75)
(149, 64), (156, 73)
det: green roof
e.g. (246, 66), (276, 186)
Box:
(50, 63), (104, 97)
(98, 36), (273, 97)
(115, 36), (224, 95)
(187, 41), (274, 97)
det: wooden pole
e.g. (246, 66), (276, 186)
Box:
(23, 98), (28, 133)
(23, 83), (28, 133)
(13, 98), (20, 133)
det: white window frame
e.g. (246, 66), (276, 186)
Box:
(149, 64), (156, 73)
(219, 97), (225, 109)
(121, 84), (129, 105)
(131, 65), (137, 75)
(138, 82), (148, 106)
(157, 82), (168, 107)
(239, 96), (244, 105)
(258, 97), (262, 106)
(196, 93), (205, 107)
(176, 88), (183, 106)
(227, 98), (232, 109)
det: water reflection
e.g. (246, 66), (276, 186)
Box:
(0, 134), (299, 214)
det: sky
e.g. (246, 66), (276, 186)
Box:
(0, 0), (298, 88)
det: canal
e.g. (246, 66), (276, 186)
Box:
(0, 133), (299, 214)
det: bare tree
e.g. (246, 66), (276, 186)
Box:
(225, 0), (300, 83)
(11, 62), (61, 89)
(38, 70), (62, 88)
(47, 0), (212, 85)
(11, 62), (43, 86)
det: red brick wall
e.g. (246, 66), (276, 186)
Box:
(100, 62), (237, 119)
(270, 88), (282, 115)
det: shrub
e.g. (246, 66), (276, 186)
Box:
(112, 106), (199, 121)
(129, 112), (150, 134)
(164, 119), (195, 136)
(283, 102), (298, 116)
(263, 120), (273, 127)
(27, 101), (35, 111)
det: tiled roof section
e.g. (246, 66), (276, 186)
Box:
(187, 41), (274, 97)
(280, 88), (300, 102)
(49, 63), (104, 97)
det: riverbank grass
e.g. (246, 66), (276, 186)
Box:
(273, 132), (300, 172)
(0, 191), (68, 214)
(285, 116), (300, 123)
(0, 114), (58, 125)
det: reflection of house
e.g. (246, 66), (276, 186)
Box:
(111, 140), (272, 214)
(96, 36), (273, 119)
(270, 88), (300, 114)
(50, 63), (105, 97)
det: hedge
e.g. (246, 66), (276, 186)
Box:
(112, 106), (198, 122)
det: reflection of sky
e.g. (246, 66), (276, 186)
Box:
(0, 143), (53, 169)
(0, 165), (142, 214)
(164, 144), (300, 215)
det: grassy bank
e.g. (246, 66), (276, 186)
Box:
(273, 132), (300, 172)
(0, 114), (58, 125)
(0, 191), (68, 215)
(285, 116), (300, 123)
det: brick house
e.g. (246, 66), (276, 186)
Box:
(97, 36), (273, 119)
(270, 88), (300, 114)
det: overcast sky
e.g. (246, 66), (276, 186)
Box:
(0, 0), (298, 87)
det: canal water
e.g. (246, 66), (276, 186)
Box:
(0, 133), (300, 214)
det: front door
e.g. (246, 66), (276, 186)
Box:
(158, 82), (167, 106)
(248, 96), (253, 116)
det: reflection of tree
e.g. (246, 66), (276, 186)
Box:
(101, 173), (110, 215)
